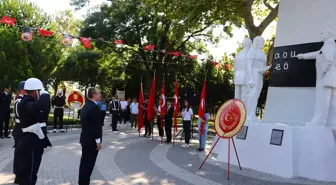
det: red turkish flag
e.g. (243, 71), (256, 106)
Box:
(80, 37), (92, 49)
(199, 80), (206, 136)
(147, 74), (156, 121)
(144, 44), (155, 50)
(160, 81), (166, 126)
(188, 55), (198, 59)
(168, 52), (182, 57)
(113, 40), (123, 44)
(173, 80), (179, 131)
(39, 29), (54, 37)
(0, 16), (16, 26)
(137, 82), (144, 132)
(225, 63), (232, 69)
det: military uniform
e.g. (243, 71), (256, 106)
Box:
(51, 95), (66, 132)
(36, 92), (52, 148)
(12, 94), (24, 184)
(16, 95), (45, 185)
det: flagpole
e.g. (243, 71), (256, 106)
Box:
(152, 70), (156, 141)
(173, 74), (177, 147)
(161, 73), (164, 144)
(139, 77), (142, 138)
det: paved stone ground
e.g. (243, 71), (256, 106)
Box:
(0, 117), (335, 185)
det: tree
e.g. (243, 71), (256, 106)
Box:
(0, 0), (63, 90)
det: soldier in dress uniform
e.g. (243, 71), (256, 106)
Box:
(12, 81), (26, 184)
(0, 84), (12, 138)
(164, 100), (174, 143)
(51, 90), (66, 133)
(110, 95), (120, 131)
(37, 89), (52, 148)
(15, 78), (47, 185)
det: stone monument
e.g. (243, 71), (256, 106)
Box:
(245, 36), (271, 122)
(234, 38), (252, 100)
(212, 0), (336, 182)
(297, 28), (336, 126)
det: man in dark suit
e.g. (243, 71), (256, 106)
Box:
(0, 85), (12, 139)
(165, 100), (174, 143)
(78, 87), (103, 185)
(109, 95), (120, 131)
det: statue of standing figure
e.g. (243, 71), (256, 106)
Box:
(245, 36), (271, 122)
(234, 38), (252, 100)
(297, 28), (336, 126)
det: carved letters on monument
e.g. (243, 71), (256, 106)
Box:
(297, 29), (336, 126)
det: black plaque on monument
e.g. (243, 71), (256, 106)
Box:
(269, 42), (325, 87)
(236, 126), (248, 140)
(270, 129), (284, 146)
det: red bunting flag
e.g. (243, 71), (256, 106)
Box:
(80, 37), (92, 49)
(112, 40), (123, 44)
(147, 73), (156, 121)
(168, 52), (182, 57)
(62, 34), (73, 46)
(225, 63), (232, 69)
(144, 44), (155, 50)
(211, 61), (220, 69)
(188, 55), (198, 59)
(173, 80), (179, 131)
(39, 29), (54, 37)
(199, 80), (206, 137)
(21, 27), (33, 42)
(0, 16), (16, 26)
(137, 82), (144, 132)
(160, 81), (166, 129)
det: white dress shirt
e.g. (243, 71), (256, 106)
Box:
(182, 108), (193, 121)
(120, 100), (128, 110)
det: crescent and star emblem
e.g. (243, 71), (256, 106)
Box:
(161, 94), (166, 107)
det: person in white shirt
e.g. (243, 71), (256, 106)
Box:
(130, 98), (139, 129)
(181, 100), (193, 148)
(120, 98), (128, 125)
(155, 99), (164, 139)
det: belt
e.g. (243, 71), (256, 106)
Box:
(55, 106), (64, 109)
(15, 119), (20, 123)
(39, 122), (46, 127)
(22, 123), (46, 139)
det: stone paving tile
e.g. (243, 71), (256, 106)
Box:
(115, 137), (193, 185)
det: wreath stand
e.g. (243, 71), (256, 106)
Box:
(199, 136), (242, 180)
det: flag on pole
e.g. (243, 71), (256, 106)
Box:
(147, 73), (156, 121)
(173, 80), (179, 131)
(21, 27), (33, 42)
(80, 37), (92, 49)
(160, 81), (166, 123)
(199, 80), (206, 136)
(0, 16), (16, 26)
(137, 82), (144, 132)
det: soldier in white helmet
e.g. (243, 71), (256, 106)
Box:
(15, 78), (46, 185)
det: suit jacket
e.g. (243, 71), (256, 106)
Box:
(80, 100), (103, 147)
(0, 92), (11, 118)
(165, 106), (174, 124)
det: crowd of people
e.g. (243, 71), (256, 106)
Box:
(0, 81), (212, 185)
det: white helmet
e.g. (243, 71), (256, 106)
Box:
(40, 88), (48, 95)
(24, 78), (43, 90)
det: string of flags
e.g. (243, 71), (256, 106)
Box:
(0, 14), (233, 69)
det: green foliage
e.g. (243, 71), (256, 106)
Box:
(0, 0), (63, 90)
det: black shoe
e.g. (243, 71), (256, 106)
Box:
(197, 148), (204, 152)
(143, 134), (147, 137)
(112, 129), (119, 131)
(5, 136), (10, 139)
(165, 140), (171, 144)
(0, 136), (4, 139)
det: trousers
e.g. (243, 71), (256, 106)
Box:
(165, 120), (172, 142)
(78, 144), (99, 185)
(182, 120), (191, 144)
(101, 110), (106, 126)
(156, 116), (164, 137)
(111, 112), (119, 131)
(197, 120), (208, 149)
(144, 119), (151, 135)
(0, 114), (10, 137)
(15, 142), (44, 185)
(130, 114), (138, 128)
(53, 108), (64, 129)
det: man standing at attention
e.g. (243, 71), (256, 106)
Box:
(51, 90), (66, 133)
(130, 98), (138, 129)
(110, 95), (120, 131)
(78, 87), (103, 185)
(120, 97), (128, 126)
(0, 85), (12, 139)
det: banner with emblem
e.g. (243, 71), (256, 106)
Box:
(66, 91), (85, 110)
(21, 27), (33, 42)
(61, 34), (73, 46)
